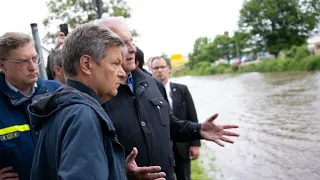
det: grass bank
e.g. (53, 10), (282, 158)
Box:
(191, 159), (211, 180)
(189, 141), (219, 180)
(172, 55), (320, 77)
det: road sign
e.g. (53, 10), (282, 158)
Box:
(170, 54), (184, 67)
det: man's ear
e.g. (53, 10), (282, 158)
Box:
(53, 66), (62, 76)
(0, 60), (7, 73)
(79, 55), (93, 76)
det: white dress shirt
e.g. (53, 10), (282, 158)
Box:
(164, 80), (173, 108)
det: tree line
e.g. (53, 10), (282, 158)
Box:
(188, 0), (320, 67)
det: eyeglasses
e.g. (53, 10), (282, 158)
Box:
(1, 56), (41, 68)
(152, 65), (168, 70)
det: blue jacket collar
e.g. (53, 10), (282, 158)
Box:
(0, 73), (48, 99)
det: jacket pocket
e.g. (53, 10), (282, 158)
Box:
(150, 97), (169, 126)
(0, 133), (21, 169)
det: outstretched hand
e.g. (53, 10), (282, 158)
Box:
(126, 147), (166, 180)
(200, 113), (239, 147)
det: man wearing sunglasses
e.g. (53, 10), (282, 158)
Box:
(0, 32), (61, 180)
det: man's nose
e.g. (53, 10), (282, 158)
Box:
(128, 43), (136, 53)
(118, 66), (126, 78)
(157, 67), (164, 72)
(27, 60), (38, 71)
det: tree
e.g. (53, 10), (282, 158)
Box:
(205, 32), (243, 64)
(188, 31), (252, 66)
(239, 0), (320, 56)
(232, 31), (251, 54)
(188, 37), (210, 67)
(43, 0), (133, 45)
(213, 32), (235, 62)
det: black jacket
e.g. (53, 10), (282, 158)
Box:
(29, 81), (127, 180)
(170, 82), (201, 160)
(103, 69), (202, 180)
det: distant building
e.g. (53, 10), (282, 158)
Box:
(307, 34), (320, 55)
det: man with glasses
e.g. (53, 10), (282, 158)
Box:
(0, 32), (61, 180)
(151, 57), (200, 180)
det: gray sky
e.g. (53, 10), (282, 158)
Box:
(0, 0), (243, 59)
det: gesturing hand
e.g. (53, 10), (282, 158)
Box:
(125, 147), (166, 180)
(200, 113), (239, 147)
(0, 167), (18, 180)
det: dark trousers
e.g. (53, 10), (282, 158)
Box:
(174, 150), (191, 180)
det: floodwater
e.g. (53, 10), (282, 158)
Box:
(172, 71), (320, 180)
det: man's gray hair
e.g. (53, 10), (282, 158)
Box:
(0, 32), (33, 59)
(61, 23), (125, 77)
(47, 49), (63, 78)
(94, 16), (128, 29)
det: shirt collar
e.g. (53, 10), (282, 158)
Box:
(5, 79), (37, 97)
(127, 72), (134, 93)
(164, 79), (171, 90)
(128, 72), (134, 85)
(66, 79), (104, 105)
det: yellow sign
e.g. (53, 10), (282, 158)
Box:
(170, 54), (184, 67)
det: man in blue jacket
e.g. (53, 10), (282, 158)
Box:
(28, 23), (166, 180)
(0, 32), (61, 180)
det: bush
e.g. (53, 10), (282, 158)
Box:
(257, 59), (276, 72)
(280, 58), (297, 71)
(284, 45), (311, 61)
(196, 62), (214, 75)
(216, 65), (227, 74)
(299, 56), (320, 70)
(241, 63), (257, 72)
(295, 46), (311, 61)
(255, 58), (296, 72)
(231, 64), (239, 72)
(171, 54), (320, 77)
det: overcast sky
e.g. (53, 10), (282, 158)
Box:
(0, 0), (244, 59)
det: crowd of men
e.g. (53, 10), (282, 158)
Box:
(0, 16), (239, 180)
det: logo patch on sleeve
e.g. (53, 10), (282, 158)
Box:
(0, 132), (20, 142)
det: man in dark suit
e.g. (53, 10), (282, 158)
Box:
(151, 56), (200, 180)
(98, 17), (239, 180)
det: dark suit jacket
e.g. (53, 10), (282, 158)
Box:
(103, 70), (202, 180)
(170, 82), (201, 160)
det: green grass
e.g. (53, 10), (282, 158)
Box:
(171, 55), (320, 77)
(191, 160), (211, 180)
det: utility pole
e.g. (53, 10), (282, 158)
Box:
(30, 23), (47, 79)
(235, 40), (240, 58)
(235, 40), (242, 72)
(92, 0), (103, 19)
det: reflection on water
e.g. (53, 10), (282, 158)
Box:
(172, 71), (320, 180)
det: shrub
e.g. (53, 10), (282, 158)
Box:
(299, 55), (320, 70)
